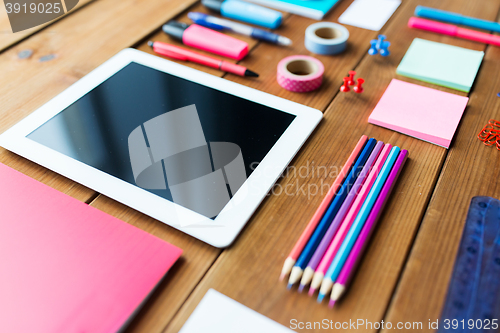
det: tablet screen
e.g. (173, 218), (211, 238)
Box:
(27, 62), (295, 218)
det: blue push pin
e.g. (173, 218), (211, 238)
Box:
(368, 39), (378, 55)
(368, 35), (390, 57)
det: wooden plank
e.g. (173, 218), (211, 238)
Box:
(0, 0), (94, 52)
(382, 34), (500, 332)
(162, 0), (500, 332)
(0, 0), (197, 199)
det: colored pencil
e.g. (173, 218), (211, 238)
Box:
(318, 146), (401, 303)
(298, 141), (384, 292)
(287, 139), (377, 288)
(309, 143), (392, 296)
(330, 150), (408, 307)
(279, 136), (368, 281)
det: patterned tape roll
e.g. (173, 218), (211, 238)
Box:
(277, 55), (324, 93)
(305, 22), (349, 55)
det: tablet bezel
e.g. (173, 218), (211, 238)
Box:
(0, 48), (322, 247)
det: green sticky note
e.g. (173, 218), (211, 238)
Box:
(396, 38), (484, 93)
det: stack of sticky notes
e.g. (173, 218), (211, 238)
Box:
(396, 38), (484, 93)
(368, 79), (469, 148)
(368, 38), (479, 148)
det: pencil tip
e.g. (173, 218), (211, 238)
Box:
(287, 283), (293, 290)
(317, 293), (325, 303)
(328, 300), (336, 308)
(148, 41), (154, 48)
(245, 69), (259, 77)
(298, 284), (304, 293)
(308, 288), (316, 297)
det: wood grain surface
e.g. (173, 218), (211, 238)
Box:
(0, 0), (94, 52)
(0, 0), (499, 332)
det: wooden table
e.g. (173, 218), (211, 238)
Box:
(1, 0), (499, 331)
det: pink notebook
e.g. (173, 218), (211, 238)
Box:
(0, 163), (182, 333)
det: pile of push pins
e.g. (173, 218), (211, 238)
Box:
(340, 71), (364, 94)
(368, 35), (390, 57)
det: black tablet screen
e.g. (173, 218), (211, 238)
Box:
(28, 62), (295, 218)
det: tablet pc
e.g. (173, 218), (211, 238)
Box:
(0, 48), (322, 247)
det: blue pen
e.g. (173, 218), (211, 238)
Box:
(287, 138), (377, 288)
(317, 146), (400, 303)
(415, 6), (500, 34)
(188, 12), (291, 46)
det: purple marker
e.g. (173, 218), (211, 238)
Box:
(297, 141), (384, 292)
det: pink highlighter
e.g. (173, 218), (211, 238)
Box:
(408, 17), (500, 47)
(162, 20), (249, 60)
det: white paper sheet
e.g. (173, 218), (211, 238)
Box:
(338, 0), (401, 31)
(179, 289), (296, 333)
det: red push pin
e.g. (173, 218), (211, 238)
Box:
(340, 77), (350, 92)
(347, 70), (356, 86)
(354, 78), (364, 93)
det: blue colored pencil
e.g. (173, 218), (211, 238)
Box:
(317, 146), (400, 302)
(287, 138), (377, 288)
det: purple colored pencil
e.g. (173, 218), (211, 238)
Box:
(297, 141), (384, 291)
(329, 149), (408, 306)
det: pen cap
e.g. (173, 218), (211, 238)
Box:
(415, 6), (463, 24)
(204, 0), (282, 29)
(202, 0), (223, 12)
(162, 21), (189, 41)
(183, 24), (249, 60)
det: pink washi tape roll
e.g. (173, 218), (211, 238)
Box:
(277, 55), (324, 93)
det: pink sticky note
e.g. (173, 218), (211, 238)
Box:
(0, 163), (182, 333)
(368, 79), (469, 148)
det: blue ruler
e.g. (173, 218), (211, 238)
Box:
(438, 196), (500, 332)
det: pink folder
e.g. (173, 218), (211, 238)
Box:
(0, 163), (182, 333)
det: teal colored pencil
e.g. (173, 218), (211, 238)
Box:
(317, 146), (400, 303)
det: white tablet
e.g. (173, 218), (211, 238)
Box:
(0, 48), (322, 247)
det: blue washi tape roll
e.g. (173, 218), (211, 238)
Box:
(305, 22), (349, 55)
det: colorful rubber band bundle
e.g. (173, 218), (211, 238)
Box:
(477, 119), (500, 151)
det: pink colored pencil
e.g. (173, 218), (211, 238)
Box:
(309, 143), (392, 295)
(298, 141), (384, 291)
(280, 136), (368, 281)
(329, 150), (408, 307)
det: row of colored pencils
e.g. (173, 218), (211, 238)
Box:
(280, 135), (408, 307)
